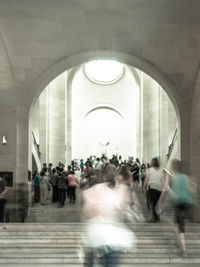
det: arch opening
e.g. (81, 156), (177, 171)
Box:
(27, 52), (181, 222)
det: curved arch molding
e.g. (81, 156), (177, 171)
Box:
(82, 104), (125, 121)
(28, 50), (181, 123)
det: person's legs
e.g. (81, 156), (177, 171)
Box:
(98, 248), (121, 267)
(68, 187), (72, 203)
(84, 249), (94, 267)
(58, 189), (62, 206)
(106, 251), (121, 267)
(34, 187), (38, 202)
(40, 187), (44, 204)
(52, 186), (56, 202)
(149, 189), (161, 222)
(44, 188), (48, 204)
(72, 187), (76, 203)
(146, 187), (151, 209)
(36, 186), (40, 202)
(174, 204), (187, 254)
(62, 189), (66, 206)
(0, 199), (6, 222)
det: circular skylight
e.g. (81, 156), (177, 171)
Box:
(84, 60), (124, 84)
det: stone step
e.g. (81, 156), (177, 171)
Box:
(0, 256), (200, 264)
(1, 265), (200, 267)
(0, 247), (199, 253)
(2, 253), (199, 258)
(1, 223), (200, 228)
(1, 231), (200, 237)
(0, 239), (199, 245)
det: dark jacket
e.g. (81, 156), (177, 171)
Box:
(57, 174), (68, 190)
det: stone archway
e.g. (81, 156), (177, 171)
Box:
(191, 65), (200, 179)
(12, 50), (187, 221)
(28, 51), (182, 170)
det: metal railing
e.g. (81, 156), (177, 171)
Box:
(32, 132), (40, 158)
(166, 128), (178, 160)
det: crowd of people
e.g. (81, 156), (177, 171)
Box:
(0, 150), (197, 264)
(32, 162), (78, 207)
(31, 154), (197, 261)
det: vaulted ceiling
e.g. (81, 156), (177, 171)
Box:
(0, 0), (199, 102)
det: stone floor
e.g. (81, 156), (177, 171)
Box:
(26, 185), (145, 223)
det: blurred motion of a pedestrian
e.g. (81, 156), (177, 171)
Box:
(82, 178), (136, 266)
(158, 159), (195, 257)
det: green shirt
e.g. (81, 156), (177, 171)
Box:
(34, 175), (40, 187)
(171, 171), (193, 204)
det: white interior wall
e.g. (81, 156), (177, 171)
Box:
(142, 72), (177, 165)
(31, 64), (177, 166)
(71, 65), (139, 160)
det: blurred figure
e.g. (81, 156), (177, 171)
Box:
(51, 168), (58, 203)
(116, 166), (133, 208)
(104, 160), (117, 185)
(33, 171), (40, 203)
(140, 164), (146, 188)
(0, 175), (8, 222)
(80, 159), (84, 174)
(95, 158), (103, 183)
(158, 159), (195, 257)
(41, 163), (47, 172)
(67, 171), (78, 203)
(84, 162), (95, 186)
(143, 158), (164, 223)
(57, 169), (68, 207)
(40, 171), (50, 205)
(82, 178), (136, 266)
(132, 163), (140, 189)
(66, 165), (72, 176)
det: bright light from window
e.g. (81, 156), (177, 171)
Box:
(84, 60), (124, 84)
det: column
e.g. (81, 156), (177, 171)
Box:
(66, 71), (72, 166)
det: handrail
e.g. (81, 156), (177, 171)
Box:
(32, 132), (40, 158)
(167, 128), (178, 160)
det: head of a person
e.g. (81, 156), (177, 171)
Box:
(119, 165), (131, 182)
(151, 157), (160, 168)
(52, 168), (56, 174)
(69, 170), (74, 175)
(43, 163), (47, 168)
(59, 167), (64, 173)
(141, 164), (146, 169)
(40, 171), (45, 177)
(171, 159), (182, 173)
(86, 162), (91, 168)
(55, 166), (60, 171)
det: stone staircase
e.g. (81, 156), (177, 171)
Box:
(1, 184), (200, 266)
(0, 223), (200, 266)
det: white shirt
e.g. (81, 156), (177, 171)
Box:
(147, 167), (164, 191)
(95, 161), (102, 171)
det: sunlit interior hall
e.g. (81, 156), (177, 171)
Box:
(0, 0), (200, 266)
(31, 61), (177, 169)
